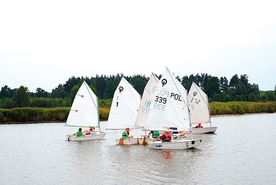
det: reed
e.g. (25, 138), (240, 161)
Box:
(0, 107), (69, 123)
(210, 101), (276, 115)
(0, 102), (275, 123)
(99, 106), (110, 121)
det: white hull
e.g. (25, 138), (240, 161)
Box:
(115, 137), (139, 145)
(190, 126), (217, 134)
(67, 132), (106, 141)
(148, 138), (202, 150)
(138, 136), (155, 145)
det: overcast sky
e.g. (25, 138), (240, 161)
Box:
(1, 0), (276, 92)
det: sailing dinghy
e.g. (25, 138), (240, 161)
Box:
(188, 82), (217, 134)
(65, 81), (106, 141)
(143, 67), (202, 149)
(106, 77), (141, 145)
(135, 73), (159, 144)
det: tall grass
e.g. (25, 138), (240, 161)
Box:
(0, 107), (69, 123)
(0, 101), (275, 124)
(210, 101), (276, 115)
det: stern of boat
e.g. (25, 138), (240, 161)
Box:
(116, 137), (139, 145)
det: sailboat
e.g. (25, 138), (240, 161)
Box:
(134, 73), (159, 144)
(65, 81), (106, 141)
(106, 77), (141, 145)
(143, 67), (202, 149)
(135, 73), (159, 128)
(188, 82), (217, 134)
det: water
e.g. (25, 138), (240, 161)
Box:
(0, 113), (276, 185)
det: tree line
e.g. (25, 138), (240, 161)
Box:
(0, 73), (275, 108)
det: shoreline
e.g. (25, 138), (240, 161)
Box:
(0, 101), (275, 124)
(1, 112), (275, 124)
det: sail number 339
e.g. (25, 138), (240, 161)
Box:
(153, 96), (167, 111)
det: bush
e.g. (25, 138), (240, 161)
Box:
(99, 107), (110, 120)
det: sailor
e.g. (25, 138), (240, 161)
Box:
(195, 123), (203, 128)
(122, 128), (133, 138)
(153, 131), (172, 142)
(76, 128), (84, 137)
(148, 131), (160, 138)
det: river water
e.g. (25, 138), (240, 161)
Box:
(0, 113), (276, 185)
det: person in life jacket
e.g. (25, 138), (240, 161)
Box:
(76, 128), (84, 137)
(153, 131), (172, 142)
(122, 128), (134, 139)
(148, 131), (160, 138)
(195, 123), (203, 128)
(84, 127), (95, 135)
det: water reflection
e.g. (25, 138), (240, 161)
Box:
(165, 151), (171, 159)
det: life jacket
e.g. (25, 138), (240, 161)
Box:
(122, 130), (129, 139)
(76, 131), (83, 137)
(162, 134), (171, 142)
(152, 131), (160, 138)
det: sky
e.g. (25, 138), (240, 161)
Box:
(1, 0), (276, 92)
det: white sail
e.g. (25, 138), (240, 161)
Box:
(107, 77), (141, 130)
(135, 73), (159, 128)
(65, 81), (99, 127)
(144, 67), (190, 131)
(188, 82), (211, 124)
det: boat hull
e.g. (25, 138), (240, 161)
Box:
(148, 138), (202, 150)
(66, 132), (106, 141)
(115, 138), (139, 145)
(190, 126), (217, 134)
(138, 135), (156, 145)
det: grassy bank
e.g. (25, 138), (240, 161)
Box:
(209, 101), (276, 115)
(0, 101), (275, 124)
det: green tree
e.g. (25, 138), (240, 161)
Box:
(51, 85), (68, 98)
(212, 93), (221, 101)
(229, 74), (239, 90)
(236, 81), (247, 97)
(0, 85), (13, 98)
(248, 93), (256, 102)
(131, 75), (147, 95)
(96, 75), (108, 99)
(240, 74), (249, 86)
(265, 91), (275, 101)
(181, 75), (191, 90)
(274, 85), (276, 100)
(104, 79), (117, 99)
(260, 93), (268, 102)
(11, 86), (31, 107)
(63, 76), (81, 93)
(205, 76), (220, 99)
(34, 87), (49, 98)
(220, 77), (228, 92)
(248, 83), (259, 96)
(70, 85), (79, 104)
(222, 93), (232, 102)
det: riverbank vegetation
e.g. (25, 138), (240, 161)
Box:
(0, 101), (275, 123)
(0, 73), (275, 123)
(1, 74), (276, 109)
